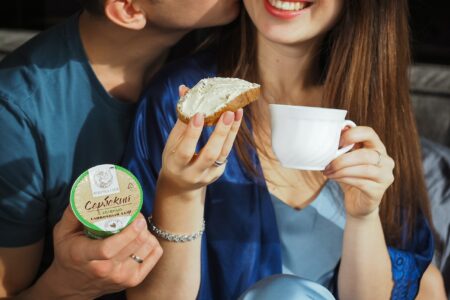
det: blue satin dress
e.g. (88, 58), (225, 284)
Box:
(122, 51), (434, 300)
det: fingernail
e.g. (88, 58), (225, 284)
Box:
(235, 109), (243, 121)
(178, 85), (185, 93)
(323, 168), (333, 175)
(323, 166), (333, 175)
(135, 218), (147, 230)
(193, 113), (204, 128)
(223, 111), (234, 125)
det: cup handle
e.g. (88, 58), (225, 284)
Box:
(334, 120), (357, 159)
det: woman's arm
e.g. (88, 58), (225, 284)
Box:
(416, 264), (446, 300)
(324, 126), (396, 299)
(127, 86), (243, 300)
(127, 183), (206, 300)
(339, 210), (393, 300)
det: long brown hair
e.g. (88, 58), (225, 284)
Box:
(214, 0), (432, 247)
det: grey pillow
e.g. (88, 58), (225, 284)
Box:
(411, 64), (450, 148)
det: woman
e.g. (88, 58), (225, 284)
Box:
(124, 0), (439, 299)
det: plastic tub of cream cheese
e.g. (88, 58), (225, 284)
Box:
(70, 164), (143, 239)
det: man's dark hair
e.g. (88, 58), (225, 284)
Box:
(79, 0), (104, 15)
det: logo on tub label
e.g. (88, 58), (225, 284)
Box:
(88, 164), (120, 197)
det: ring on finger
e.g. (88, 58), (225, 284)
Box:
(213, 159), (228, 167)
(374, 150), (382, 166)
(129, 253), (144, 264)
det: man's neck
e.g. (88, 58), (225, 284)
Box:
(78, 12), (187, 103)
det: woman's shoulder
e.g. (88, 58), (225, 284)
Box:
(131, 51), (218, 147)
(141, 50), (218, 105)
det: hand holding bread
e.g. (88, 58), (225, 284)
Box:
(158, 78), (258, 196)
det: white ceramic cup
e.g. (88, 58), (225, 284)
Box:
(270, 104), (356, 171)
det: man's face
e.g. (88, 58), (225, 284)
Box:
(138, 0), (240, 30)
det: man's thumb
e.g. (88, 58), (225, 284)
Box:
(54, 205), (83, 239)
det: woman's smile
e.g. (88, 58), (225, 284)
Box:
(265, 0), (314, 19)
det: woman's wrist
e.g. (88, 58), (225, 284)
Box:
(155, 183), (205, 210)
(152, 177), (206, 234)
(157, 173), (205, 202)
(346, 207), (380, 224)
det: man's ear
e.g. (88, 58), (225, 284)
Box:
(104, 0), (147, 30)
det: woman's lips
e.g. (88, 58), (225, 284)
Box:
(264, 0), (313, 19)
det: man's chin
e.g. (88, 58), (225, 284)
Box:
(202, 8), (241, 28)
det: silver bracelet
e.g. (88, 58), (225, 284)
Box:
(147, 216), (205, 243)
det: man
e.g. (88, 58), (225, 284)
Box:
(0, 0), (239, 298)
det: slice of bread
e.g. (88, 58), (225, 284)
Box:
(177, 77), (261, 126)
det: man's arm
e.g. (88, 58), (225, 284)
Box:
(0, 242), (44, 297)
(0, 240), (80, 299)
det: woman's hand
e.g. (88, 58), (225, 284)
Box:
(158, 86), (244, 196)
(323, 126), (395, 219)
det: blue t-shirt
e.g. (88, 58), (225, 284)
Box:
(0, 14), (135, 276)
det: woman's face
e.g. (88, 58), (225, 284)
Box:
(243, 0), (343, 45)
(139, 0), (240, 30)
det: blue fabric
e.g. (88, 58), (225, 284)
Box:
(271, 180), (345, 290)
(123, 51), (434, 300)
(238, 274), (336, 300)
(0, 13), (135, 288)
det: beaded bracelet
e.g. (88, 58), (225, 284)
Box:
(147, 216), (205, 243)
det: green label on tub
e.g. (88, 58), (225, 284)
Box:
(70, 164), (143, 238)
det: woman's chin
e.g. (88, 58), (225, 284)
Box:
(257, 25), (319, 46)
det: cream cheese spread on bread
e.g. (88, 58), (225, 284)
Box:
(177, 78), (260, 122)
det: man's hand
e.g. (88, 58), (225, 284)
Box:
(40, 206), (162, 299)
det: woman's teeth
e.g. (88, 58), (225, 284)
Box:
(268, 0), (308, 11)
